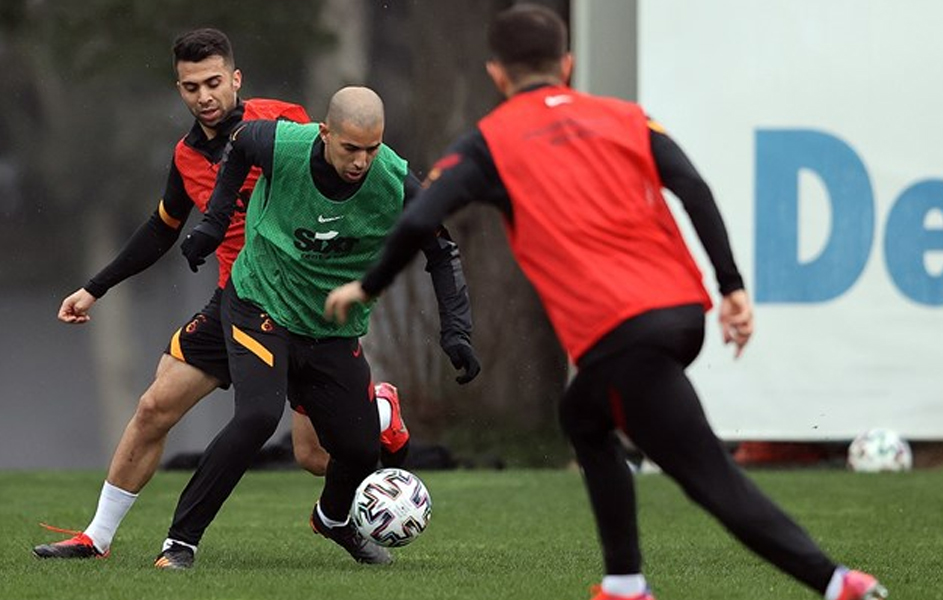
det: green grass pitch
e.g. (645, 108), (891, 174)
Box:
(2, 468), (940, 600)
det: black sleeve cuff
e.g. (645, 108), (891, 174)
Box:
(360, 272), (387, 298)
(84, 280), (109, 299)
(718, 276), (745, 296)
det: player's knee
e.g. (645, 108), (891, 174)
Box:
(294, 442), (329, 476)
(134, 389), (185, 435)
(557, 392), (606, 446)
(558, 408), (589, 443)
(232, 405), (282, 443)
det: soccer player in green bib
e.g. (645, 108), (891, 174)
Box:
(160, 86), (479, 569)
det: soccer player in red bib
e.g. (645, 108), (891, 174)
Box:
(325, 5), (887, 600)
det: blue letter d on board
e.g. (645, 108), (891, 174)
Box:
(755, 129), (874, 303)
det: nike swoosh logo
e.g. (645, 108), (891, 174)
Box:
(318, 215), (343, 223)
(544, 94), (573, 107)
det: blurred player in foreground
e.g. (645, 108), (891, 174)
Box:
(324, 5), (887, 600)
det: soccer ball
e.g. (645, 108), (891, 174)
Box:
(847, 428), (913, 473)
(351, 468), (431, 547)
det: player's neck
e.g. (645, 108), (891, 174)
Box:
(507, 76), (565, 97)
(199, 123), (218, 141)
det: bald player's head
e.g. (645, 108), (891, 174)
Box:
(320, 86), (386, 183)
(325, 86), (385, 131)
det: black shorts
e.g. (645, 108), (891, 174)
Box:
(221, 282), (377, 449)
(164, 288), (232, 387)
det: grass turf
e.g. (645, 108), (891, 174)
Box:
(1, 468), (940, 600)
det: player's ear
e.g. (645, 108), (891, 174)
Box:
(486, 60), (510, 96)
(560, 53), (574, 85)
(232, 69), (243, 92)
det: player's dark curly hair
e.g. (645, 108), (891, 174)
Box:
(487, 4), (568, 80)
(172, 28), (235, 71)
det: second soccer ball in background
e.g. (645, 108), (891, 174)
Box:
(847, 428), (913, 473)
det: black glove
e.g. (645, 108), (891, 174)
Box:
(444, 343), (481, 385)
(181, 223), (225, 273)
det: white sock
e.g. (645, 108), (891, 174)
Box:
(602, 574), (648, 598)
(824, 566), (849, 600)
(83, 481), (138, 552)
(162, 538), (198, 553)
(377, 396), (392, 431)
(316, 502), (349, 528)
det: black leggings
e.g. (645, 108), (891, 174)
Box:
(166, 283), (378, 546)
(559, 305), (837, 593)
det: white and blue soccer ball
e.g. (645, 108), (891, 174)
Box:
(351, 468), (431, 547)
(847, 428), (913, 473)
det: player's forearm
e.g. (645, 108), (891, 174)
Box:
(86, 212), (181, 298)
(652, 131), (744, 293)
(361, 215), (434, 297)
(422, 234), (473, 348)
(202, 144), (253, 236)
(696, 217), (744, 295)
(364, 149), (478, 296)
(674, 178), (744, 293)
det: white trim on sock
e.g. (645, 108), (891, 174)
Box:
(162, 538), (198, 553)
(377, 396), (392, 432)
(825, 566), (849, 600)
(602, 574), (648, 598)
(316, 502), (350, 528)
(83, 481), (138, 553)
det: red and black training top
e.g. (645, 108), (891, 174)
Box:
(172, 99), (309, 288)
(479, 85), (712, 359)
(85, 99), (310, 298)
(360, 84), (744, 363)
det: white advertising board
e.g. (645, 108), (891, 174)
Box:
(638, 0), (943, 439)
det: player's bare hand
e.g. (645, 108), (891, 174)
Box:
(719, 289), (753, 359)
(324, 281), (370, 325)
(58, 288), (97, 324)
